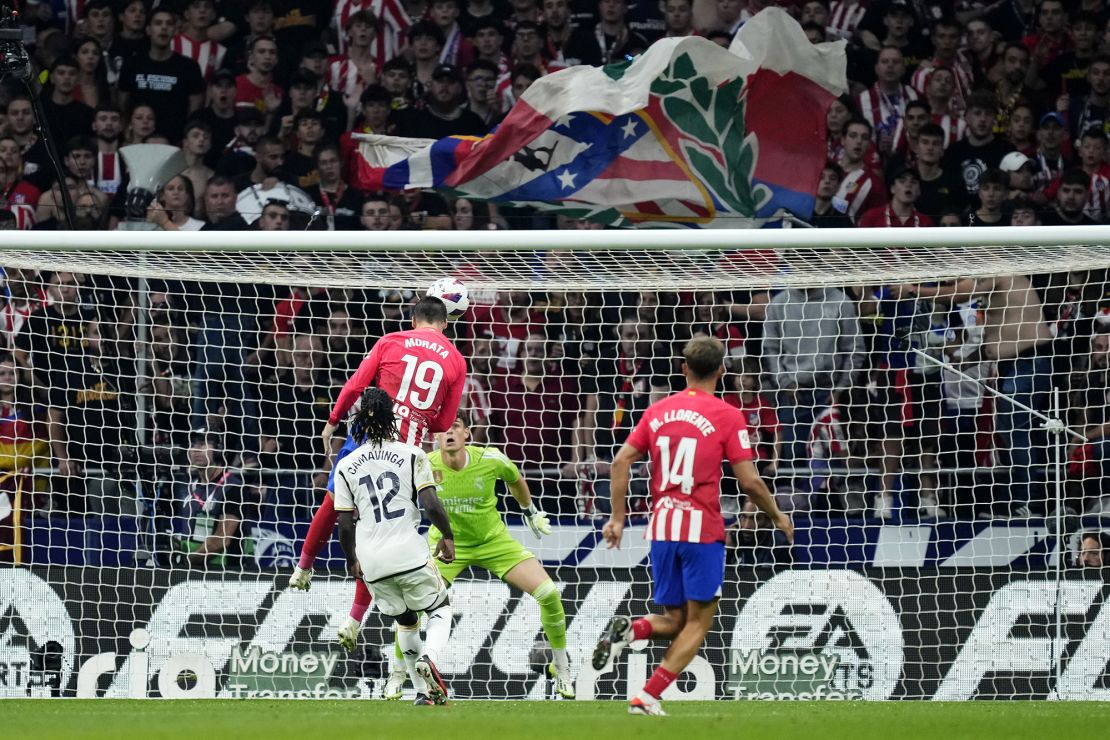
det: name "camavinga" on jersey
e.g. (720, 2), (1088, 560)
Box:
(343, 448), (407, 474)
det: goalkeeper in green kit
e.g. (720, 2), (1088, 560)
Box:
(382, 417), (575, 699)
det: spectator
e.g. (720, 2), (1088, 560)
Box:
(327, 11), (383, 109)
(256, 199), (292, 230)
(889, 99), (932, 162)
(409, 22), (447, 92)
(123, 103), (157, 146)
(763, 285), (864, 472)
(174, 0), (228, 81)
(1033, 121), (1072, 205)
(235, 34), (283, 123)
(913, 123), (967, 216)
(111, 0), (151, 65)
(117, 8), (206, 143)
(146, 175), (206, 231)
(0, 268), (48, 347)
(724, 356), (781, 477)
(1043, 168), (1099, 226)
(431, 0), (476, 68)
(41, 56), (96, 148)
(911, 19), (972, 111)
(489, 331), (582, 512)
(217, 108), (267, 178)
(826, 0), (866, 43)
(281, 109), (326, 186)
(1006, 102), (1036, 155)
(1077, 532), (1109, 568)
(168, 433), (259, 568)
(833, 118), (888, 221)
(564, 0), (649, 66)
(1009, 195), (1040, 225)
(181, 120), (215, 210)
(91, 106), (124, 196)
(140, 320), (194, 450)
(463, 60), (501, 126)
(195, 70), (240, 162)
(993, 43), (1031, 131)
(452, 197), (492, 230)
(308, 145), (361, 230)
(1000, 151), (1037, 200)
(202, 175), (249, 230)
(233, 134), (287, 194)
(0, 355), (47, 472)
(943, 91), (1009, 198)
(1068, 329), (1110, 514)
(1067, 54), (1110, 141)
(544, 0), (576, 54)
(360, 194), (392, 231)
(728, 496), (791, 566)
(0, 137), (41, 230)
(810, 162), (854, 227)
(907, 274), (1054, 517)
(855, 46), (917, 152)
(1043, 12), (1100, 99)
(1021, 0), (1070, 72)
(967, 167), (1007, 226)
(858, 166), (933, 227)
(394, 64), (488, 139)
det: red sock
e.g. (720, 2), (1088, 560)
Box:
(349, 579), (372, 622)
(643, 666), (678, 700)
(631, 618), (653, 641)
(298, 495), (337, 570)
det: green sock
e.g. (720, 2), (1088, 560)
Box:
(532, 579), (567, 651)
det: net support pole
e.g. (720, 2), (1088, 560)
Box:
(910, 349), (1085, 442)
(1051, 386), (1065, 700)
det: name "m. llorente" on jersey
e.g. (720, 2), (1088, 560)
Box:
(343, 448), (408, 475)
(404, 336), (450, 359)
(648, 409), (717, 436)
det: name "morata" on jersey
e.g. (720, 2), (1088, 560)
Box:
(346, 448), (406, 473)
(404, 337), (449, 359)
(649, 409), (716, 436)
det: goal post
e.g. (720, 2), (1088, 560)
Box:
(2, 226), (1110, 701)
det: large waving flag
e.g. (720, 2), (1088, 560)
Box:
(353, 9), (847, 227)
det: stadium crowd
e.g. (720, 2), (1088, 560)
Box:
(1, 0), (1110, 566)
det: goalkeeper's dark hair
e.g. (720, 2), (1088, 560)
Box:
(413, 295), (448, 325)
(349, 387), (397, 446)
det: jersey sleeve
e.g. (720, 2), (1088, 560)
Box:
(328, 337), (385, 425)
(333, 469), (356, 511)
(428, 351), (467, 434)
(412, 449), (436, 493)
(723, 408), (755, 464)
(624, 412), (652, 453)
(486, 447), (521, 484)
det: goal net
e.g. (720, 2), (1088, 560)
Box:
(2, 228), (1110, 701)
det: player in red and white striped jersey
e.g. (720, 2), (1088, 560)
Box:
(593, 337), (792, 717)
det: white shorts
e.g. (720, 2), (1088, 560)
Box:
(367, 560), (448, 617)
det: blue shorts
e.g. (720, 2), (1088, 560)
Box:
(649, 541), (726, 606)
(326, 434), (360, 493)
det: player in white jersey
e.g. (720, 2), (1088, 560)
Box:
(334, 387), (457, 706)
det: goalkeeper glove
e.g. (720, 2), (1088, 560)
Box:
(525, 503), (551, 538)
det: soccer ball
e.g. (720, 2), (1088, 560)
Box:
(426, 277), (470, 320)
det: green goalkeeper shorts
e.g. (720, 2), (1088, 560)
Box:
(429, 530), (535, 584)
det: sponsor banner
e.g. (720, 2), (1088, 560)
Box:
(23, 519), (1065, 570)
(2, 567), (1109, 700)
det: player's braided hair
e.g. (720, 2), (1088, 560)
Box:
(349, 387), (397, 447)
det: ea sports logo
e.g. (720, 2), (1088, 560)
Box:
(731, 571), (904, 700)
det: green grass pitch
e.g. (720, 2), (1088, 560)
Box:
(1, 700), (1106, 739)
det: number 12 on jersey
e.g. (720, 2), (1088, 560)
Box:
(655, 436), (696, 494)
(360, 471), (404, 522)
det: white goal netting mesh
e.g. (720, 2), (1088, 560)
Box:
(2, 241), (1110, 701)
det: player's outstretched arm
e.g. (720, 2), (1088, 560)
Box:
(731, 459), (794, 544)
(419, 486), (456, 563)
(604, 443), (644, 549)
(507, 475), (551, 537)
(336, 510), (362, 580)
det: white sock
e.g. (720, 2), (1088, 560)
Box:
(423, 603), (453, 664)
(397, 624), (428, 693)
(552, 647), (569, 671)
